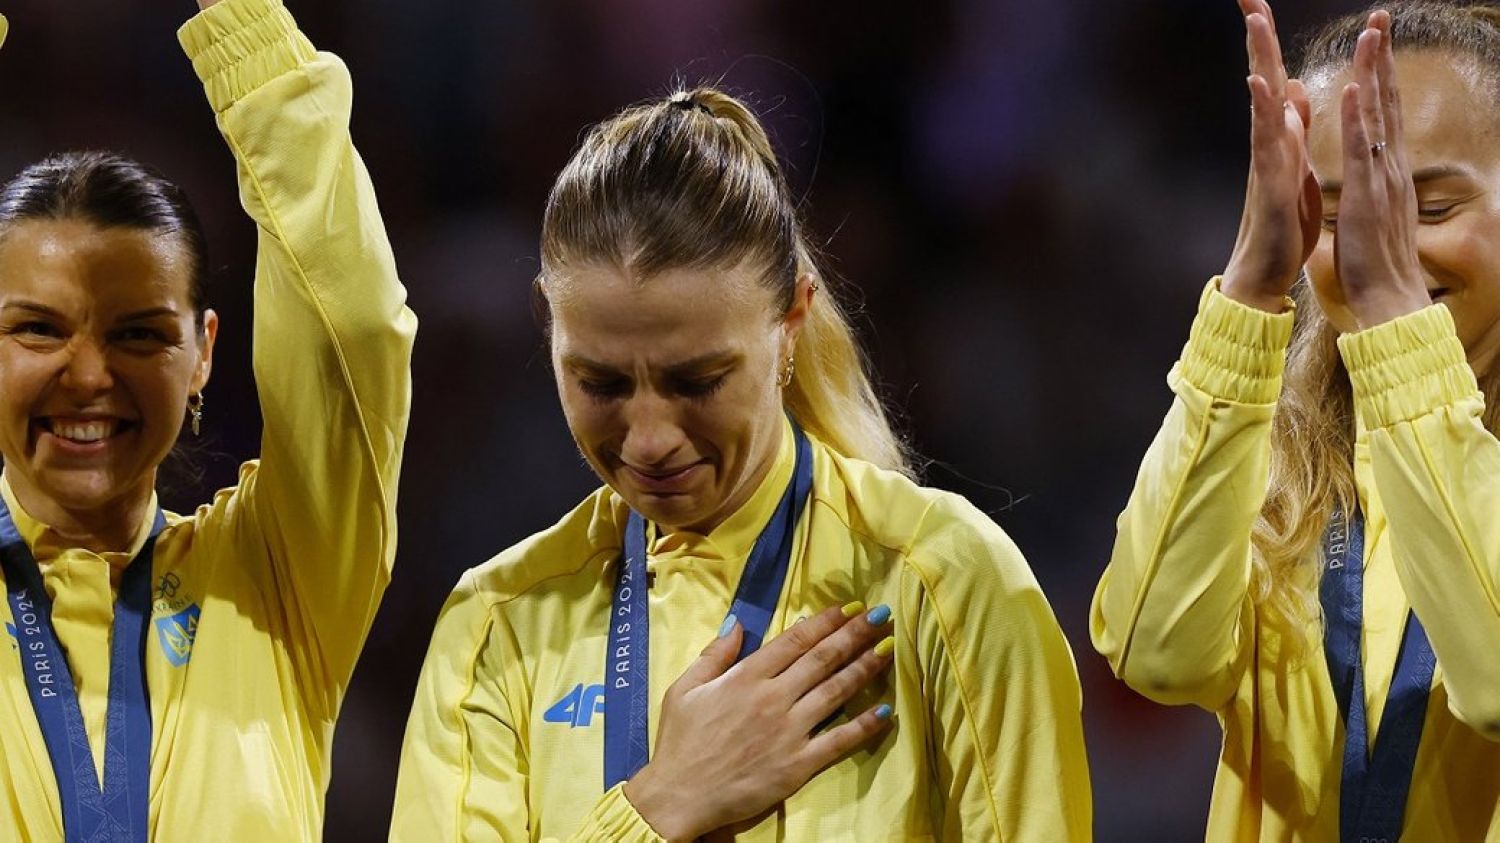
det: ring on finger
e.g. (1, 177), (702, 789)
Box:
(1370, 140), (1388, 156)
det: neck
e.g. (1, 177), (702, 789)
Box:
(4, 472), (153, 554)
(1469, 326), (1500, 384)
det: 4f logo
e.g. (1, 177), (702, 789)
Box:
(544, 683), (606, 728)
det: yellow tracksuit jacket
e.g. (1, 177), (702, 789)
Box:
(393, 419), (1091, 841)
(1093, 281), (1500, 840)
(0, 0), (415, 837)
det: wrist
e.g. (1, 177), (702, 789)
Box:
(1219, 272), (1291, 314)
(623, 765), (706, 842)
(1347, 286), (1431, 330)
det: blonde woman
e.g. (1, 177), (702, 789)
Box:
(393, 89), (1090, 840)
(1093, 1), (1500, 839)
(0, 0), (412, 837)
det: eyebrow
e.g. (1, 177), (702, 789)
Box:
(0, 301), (66, 319)
(562, 350), (741, 375)
(116, 307), (180, 323)
(0, 302), (180, 322)
(1321, 164), (1474, 194)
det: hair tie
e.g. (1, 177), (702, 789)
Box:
(668, 94), (715, 118)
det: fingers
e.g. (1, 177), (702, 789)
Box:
(673, 618), (745, 693)
(773, 604), (893, 694)
(1243, 11), (1286, 100)
(799, 703), (895, 774)
(740, 603), (862, 678)
(789, 638), (895, 731)
(1354, 28), (1387, 152)
(1371, 12), (1406, 159)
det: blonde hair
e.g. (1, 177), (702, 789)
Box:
(539, 87), (912, 475)
(1256, 1), (1500, 656)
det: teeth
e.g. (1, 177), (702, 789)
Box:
(51, 420), (115, 443)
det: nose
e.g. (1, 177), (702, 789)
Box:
(619, 392), (687, 468)
(58, 337), (114, 397)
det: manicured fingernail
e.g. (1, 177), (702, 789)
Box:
(875, 704), (893, 721)
(866, 604), (892, 626)
(718, 614), (738, 638)
(840, 601), (866, 618)
(792, 615), (807, 625)
(874, 636), (895, 658)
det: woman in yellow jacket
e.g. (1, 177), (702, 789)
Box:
(0, 0), (413, 839)
(1093, 1), (1500, 839)
(393, 88), (1089, 841)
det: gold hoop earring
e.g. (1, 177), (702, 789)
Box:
(777, 356), (796, 388)
(187, 392), (204, 436)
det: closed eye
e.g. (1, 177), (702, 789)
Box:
(578, 377), (630, 400)
(675, 374), (727, 399)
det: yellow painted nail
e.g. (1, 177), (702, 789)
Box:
(874, 637), (896, 658)
(840, 601), (866, 618)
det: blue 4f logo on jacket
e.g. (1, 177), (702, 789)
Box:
(545, 683), (606, 728)
(155, 604), (201, 667)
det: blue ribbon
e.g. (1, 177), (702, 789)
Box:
(603, 422), (814, 790)
(1319, 507), (1436, 843)
(1, 495), (163, 842)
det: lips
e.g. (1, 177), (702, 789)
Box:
(623, 461), (705, 494)
(34, 416), (137, 450)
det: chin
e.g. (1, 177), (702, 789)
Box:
(27, 468), (130, 512)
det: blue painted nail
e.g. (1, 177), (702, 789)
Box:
(875, 704), (893, 721)
(866, 604), (892, 626)
(717, 614), (738, 638)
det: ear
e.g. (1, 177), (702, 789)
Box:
(781, 273), (816, 354)
(190, 308), (219, 395)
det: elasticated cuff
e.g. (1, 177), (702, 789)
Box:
(178, 0), (316, 115)
(1339, 304), (1480, 429)
(574, 783), (669, 841)
(1177, 278), (1295, 405)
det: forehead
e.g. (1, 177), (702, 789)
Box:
(546, 261), (779, 362)
(1306, 50), (1500, 184)
(0, 218), (192, 308)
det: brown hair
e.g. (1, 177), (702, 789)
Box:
(538, 88), (912, 475)
(1253, 2), (1500, 654)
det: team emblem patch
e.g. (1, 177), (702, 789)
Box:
(155, 604), (201, 667)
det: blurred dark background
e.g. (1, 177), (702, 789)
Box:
(0, 0), (1363, 838)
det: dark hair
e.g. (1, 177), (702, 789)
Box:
(1298, 1), (1500, 81)
(0, 151), (210, 324)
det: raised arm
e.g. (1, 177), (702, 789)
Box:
(1327, 15), (1500, 739)
(1091, 0), (1312, 710)
(180, 0), (416, 717)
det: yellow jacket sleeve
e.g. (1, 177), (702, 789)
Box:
(909, 496), (1092, 841)
(1090, 281), (1293, 710)
(1340, 306), (1500, 739)
(391, 577), (666, 842)
(179, 0), (416, 718)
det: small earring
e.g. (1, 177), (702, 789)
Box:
(777, 356), (796, 388)
(187, 392), (204, 436)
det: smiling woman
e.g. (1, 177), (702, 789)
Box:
(393, 85), (1090, 841)
(0, 156), (216, 551)
(1091, 2), (1500, 840)
(0, 0), (415, 839)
